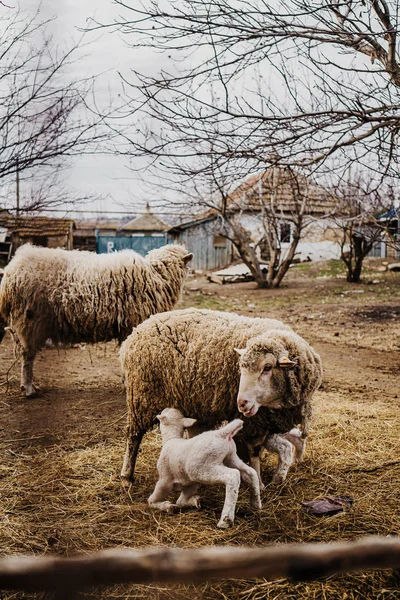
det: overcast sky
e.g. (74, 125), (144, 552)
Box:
(14, 0), (173, 218)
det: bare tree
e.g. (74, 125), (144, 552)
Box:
(169, 159), (335, 288)
(92, 0), (400, 179)
(330, 175), (395, 282)
(0, 8), (110, 213)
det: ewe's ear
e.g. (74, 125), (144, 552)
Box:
(156, 414), (164, 422)
(278, 355), (297, 369)
(183, 417), (197, 428)
(234, 348), (246, 356)
(183, 252), (193, 264)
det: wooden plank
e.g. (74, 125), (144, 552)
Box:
(0, 537), (398, 592)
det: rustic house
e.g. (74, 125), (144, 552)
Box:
(369, 205), (400, 259)
(169, 214), (234, 271)
(96, 205), (170, 255)
(0, 214), (74, 263)
(73, 219), (122, 252)
(227, 167), (341, 262)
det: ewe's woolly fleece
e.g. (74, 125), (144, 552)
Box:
(120, 308), (322, 443)
(0, 244), (190, 346)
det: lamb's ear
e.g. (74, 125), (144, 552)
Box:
(234, 347), (246, 356)
(183, 252), (194, 264)
(156, 414), (164, 422)
(182, 417), (197, 429)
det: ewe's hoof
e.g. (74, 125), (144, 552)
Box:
(271, 473), (286, 485)
(21, 388), (38, 399)
(120, 476), (135, 489)
(217, 516), (234, 529)
(167, 504), (179, 514)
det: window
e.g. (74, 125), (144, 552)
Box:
(213, 234), (227, 248)
(280, 222), (291, 243)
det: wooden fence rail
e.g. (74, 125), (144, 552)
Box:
(0, 536), (398, 594)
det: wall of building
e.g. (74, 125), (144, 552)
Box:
(241, 214), (344, 262)
(174, 221), (233, 271)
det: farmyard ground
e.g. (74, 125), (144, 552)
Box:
(0, 259), (399, 599)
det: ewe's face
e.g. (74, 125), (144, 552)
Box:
(235, 349), (296, 417)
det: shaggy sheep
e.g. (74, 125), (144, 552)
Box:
(0, 244), (192, 396)
(148, 408), (261, 528)
(120, 308), (322, 485)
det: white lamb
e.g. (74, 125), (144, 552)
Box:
(148, 408), (262, 529)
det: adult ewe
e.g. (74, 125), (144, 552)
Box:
(0, 244), (192, 396)
(120, 308), (322, 485)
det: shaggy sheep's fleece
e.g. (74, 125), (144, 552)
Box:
(0, 243), (192, 396)
(0, 243), (191, 346)
(120, 308), (322, 481)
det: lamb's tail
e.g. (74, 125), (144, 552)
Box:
(218, 419), (244, 441)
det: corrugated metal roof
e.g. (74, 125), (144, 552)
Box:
(0, 215), (74, 236)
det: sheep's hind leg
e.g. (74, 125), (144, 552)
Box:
(225, 453), (261, 510)
(176, 483), (200, 509)
(201, 466), (240, 529)
(21, 349), (36, 398)
(148, 479), (177, 513)
(120, 428), (145, 482)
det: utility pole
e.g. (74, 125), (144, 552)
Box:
(16, 157), (20, 217)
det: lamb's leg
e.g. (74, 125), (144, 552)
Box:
(148, 479), (176, 513)
(284, 428), (305, 463)
(176, 483), (200, 508)
(21, 349), (36, 397)
(225, 453), (261, 510)
(120, 427), (145, 482)
(203, 466), (241, 529)
(265, 434), (294, 484)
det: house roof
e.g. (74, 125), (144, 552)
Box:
(119, 210), (169, 232)
(169, 212), (217, 232)
(0, 215), (74, 237)
(74, 219), (123, 233)
(228, 168), (337, 215)
(378, 206), (399, 221)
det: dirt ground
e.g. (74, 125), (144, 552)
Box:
(0, 258), (399, 599)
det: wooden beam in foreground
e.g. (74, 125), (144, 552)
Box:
(0, 537), (398, 592)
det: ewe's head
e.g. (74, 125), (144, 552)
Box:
(235, 330), (300, 417)
(156, 408), (197, 438)
(147, 244), (193, 269)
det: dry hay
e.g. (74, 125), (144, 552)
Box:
(0, 390), (399, 600)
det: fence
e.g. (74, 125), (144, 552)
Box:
(96, 234), (168, 256)
(0, 537), (399, 598)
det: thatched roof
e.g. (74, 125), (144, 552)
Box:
(0, 215), (74, 237)
(120, 210), (169, 232)
(228, 168), (337, 215)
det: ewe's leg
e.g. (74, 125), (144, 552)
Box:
(186, 423), (208, 439)
(148, 479), (176, 512)
(202, 466), (240, 529)
(265, 434), (294, 484)
(176, 483), (200, 509)
(249, 449), (265, 491)
(120, 427), (145, 482)
(225, 453), (261, 510)
(21, 349), (36, 397)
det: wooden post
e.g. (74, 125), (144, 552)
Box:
(0, 537), (398, 593)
